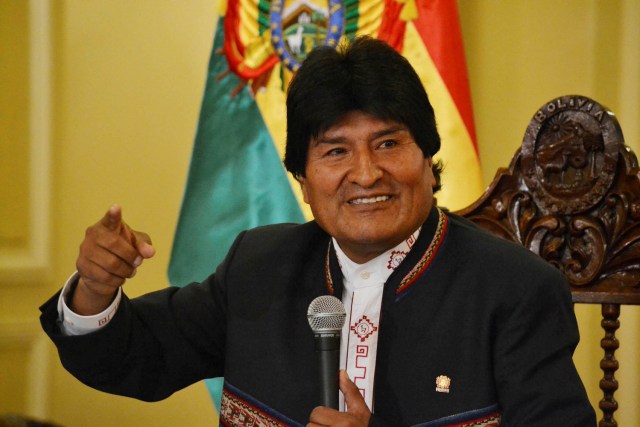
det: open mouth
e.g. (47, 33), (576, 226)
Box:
(349, 195), (391, 205)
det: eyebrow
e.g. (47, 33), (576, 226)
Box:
(371, 125), (409, 139)
(313, 125), (409, 146)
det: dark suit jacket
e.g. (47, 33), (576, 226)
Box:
(40, 207), (595, 426)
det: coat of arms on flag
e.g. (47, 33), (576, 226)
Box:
(219, 0), (417, 94)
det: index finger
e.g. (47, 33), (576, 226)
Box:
(101, 204), (123, 231)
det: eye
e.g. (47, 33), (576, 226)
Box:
(325, 147), (347, 156)
(378, 140), (397, 149)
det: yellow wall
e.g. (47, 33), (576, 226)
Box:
(48, 1), (218, 425)
(0, 0), (638, 426)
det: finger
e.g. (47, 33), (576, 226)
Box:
(117, 222), (141, 266)
(84, 224), (140, 268)
(100, 204), (123, 231)
(131, 230), (155, 259)
(77, 249), (137, 285)
(95, 205), (141, 263)
(120, 219), (135, 244)
(77, 257), (129, 295)
(98, 205), (139, 256)
(80, 223), (141, 275)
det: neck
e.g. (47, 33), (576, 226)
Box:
(335, 232), (419, 265)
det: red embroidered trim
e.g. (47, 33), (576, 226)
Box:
(324, 209), (448, 297)
(449, 411), (501, 427)
(325, 242), (334, 295)
(396, 208), (448, 295)
(220, 389), (286, 427)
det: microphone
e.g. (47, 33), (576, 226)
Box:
(307, 295), (346, 409)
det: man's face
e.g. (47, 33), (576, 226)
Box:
(298, 111), (436, 263)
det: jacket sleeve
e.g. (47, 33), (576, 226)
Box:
(39, 281), (224, 401)
(39, 230), (248, 402)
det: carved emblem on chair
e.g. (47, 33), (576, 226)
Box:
(458, 95), (640, 299)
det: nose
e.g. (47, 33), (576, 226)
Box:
(347, 149), (383, 187)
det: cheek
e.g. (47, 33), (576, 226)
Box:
(308, 168), (343, 196)
(395, 161), (433, 188)
(300, 174), (337, 207)
(400, 164), (435, 206)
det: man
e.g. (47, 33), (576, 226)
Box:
(40, 37), (595, 426)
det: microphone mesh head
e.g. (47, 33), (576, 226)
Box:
(307, 295), (346, 333)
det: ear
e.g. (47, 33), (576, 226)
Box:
(425, 157), (436, 189)
(297, 175), (311, 204)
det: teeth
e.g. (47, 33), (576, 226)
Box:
(350, 196), (390, 205)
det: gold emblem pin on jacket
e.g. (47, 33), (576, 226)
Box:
(435, 375), (451, 393)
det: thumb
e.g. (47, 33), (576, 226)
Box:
(340, 370), (370, 419)
(132, 230), (155, 259)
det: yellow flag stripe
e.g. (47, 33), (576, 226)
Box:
(255, 64), (314, 220)
(404, 22), (483, 210)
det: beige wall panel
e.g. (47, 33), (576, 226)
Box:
(0, 322), (49, 419)
(0, 0), (51, 282)
(0, 1), (30, 246)
(0, 344), (30, 414)
(1, 0), (54, 422)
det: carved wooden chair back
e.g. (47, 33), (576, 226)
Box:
(455, 95), (640, 427)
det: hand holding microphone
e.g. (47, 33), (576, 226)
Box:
(306, 295), (371, 426)
(307, 295), (346, 408)
(307, 370), (372, 427)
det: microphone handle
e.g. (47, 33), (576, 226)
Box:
(315, 332), (340, 409)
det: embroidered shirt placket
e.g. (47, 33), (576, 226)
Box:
(333, 229), (420, 412)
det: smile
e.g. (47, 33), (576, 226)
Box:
(349, 195), (391, 205)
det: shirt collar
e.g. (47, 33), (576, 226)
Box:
(332, 228), (421, 289)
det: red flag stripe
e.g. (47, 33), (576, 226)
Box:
(377, 0), (407, 51)
(413, 0), (478, 155)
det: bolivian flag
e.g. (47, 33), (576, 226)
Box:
(169, 0), (482, 412)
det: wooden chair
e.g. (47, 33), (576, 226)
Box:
(456, 95), (640, 427)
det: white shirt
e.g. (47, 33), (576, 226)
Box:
(57, 272), (122, 336)
(333, 228), (420, 411)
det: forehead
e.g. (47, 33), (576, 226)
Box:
(312, 111), (409, 143)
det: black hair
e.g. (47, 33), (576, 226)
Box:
(284, 36), (442, 190)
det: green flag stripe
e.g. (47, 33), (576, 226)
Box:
(169, 18), (305, 287)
